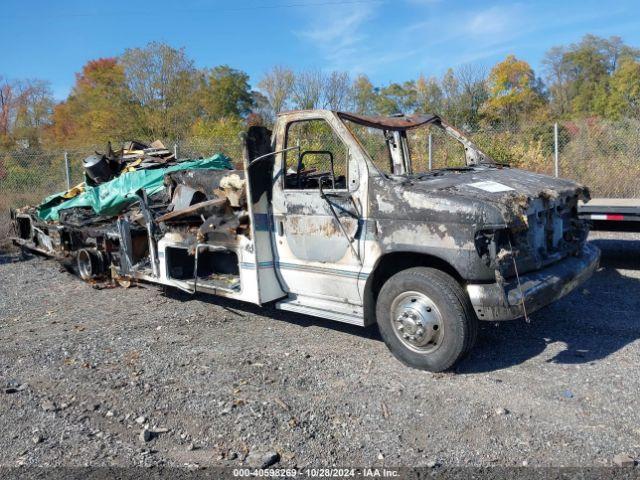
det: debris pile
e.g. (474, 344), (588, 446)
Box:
(83, 140), (176, 187)
(11, 138), (251, 290)
(161, 169), (250, 242)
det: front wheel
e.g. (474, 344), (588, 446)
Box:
(376, 267), (478, 372)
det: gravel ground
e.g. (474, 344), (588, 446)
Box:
(0, 231), (639, 469)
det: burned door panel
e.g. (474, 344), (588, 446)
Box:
(279, 194), (360, 263)
(271, 113), (364, 305)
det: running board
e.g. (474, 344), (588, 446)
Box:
(276, 299), (364, 326)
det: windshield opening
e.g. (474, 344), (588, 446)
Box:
(342, 116), (492, 176)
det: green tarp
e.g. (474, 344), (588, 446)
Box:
(37, 154), (232, 222)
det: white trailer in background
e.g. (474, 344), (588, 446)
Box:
(579, 198), (640, 231)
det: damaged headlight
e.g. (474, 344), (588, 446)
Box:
(474, 228), (511, 267)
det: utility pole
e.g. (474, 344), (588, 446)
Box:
(554, 122), (559, 178)
(64, 151), (71, 190)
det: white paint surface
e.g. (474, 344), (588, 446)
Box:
(468, 181), (515, 193)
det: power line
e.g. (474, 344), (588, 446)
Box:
(0, 0), (383, 21)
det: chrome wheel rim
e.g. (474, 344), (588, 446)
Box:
(77, 249), (93, 281)
(390, 291), (444, 354)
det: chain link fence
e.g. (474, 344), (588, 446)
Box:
(2, 118), (640, 243)
(423, 118), (640, 198)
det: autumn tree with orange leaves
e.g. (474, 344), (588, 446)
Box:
(49, 58), (136, 146)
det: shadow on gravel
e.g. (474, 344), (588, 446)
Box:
(163, 288), (382, 340)
(456, 240), (640, 374)
(164, 239), (640, 375)
(590, 238), (640, 270)
(0, 249), (25, 266)
(0, 245), (50, 267)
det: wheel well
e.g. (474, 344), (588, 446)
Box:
(363, 252), (462, 326)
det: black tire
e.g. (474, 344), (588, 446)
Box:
(376, 267), (478, 372)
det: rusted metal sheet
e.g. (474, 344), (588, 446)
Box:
(337, 112), (439, 131)
(156, 198), (226, 223)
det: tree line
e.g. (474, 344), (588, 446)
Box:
(1, 34), (639, 150)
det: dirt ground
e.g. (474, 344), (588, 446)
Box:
(0, 231), (639, 469)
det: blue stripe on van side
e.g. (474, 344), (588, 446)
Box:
(240, 261), (369, 279)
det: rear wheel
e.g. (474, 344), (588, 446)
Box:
(376, 267), (478, 372)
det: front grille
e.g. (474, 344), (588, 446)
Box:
(504, 195), (588, 277)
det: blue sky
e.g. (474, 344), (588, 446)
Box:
(1, 0), (639, 100)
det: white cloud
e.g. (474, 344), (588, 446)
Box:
(467, 5), (516, 36)
(404, 4), (523, 38)
(301, 6), (372, 46)
(292, 0), (631, 81)
(400, 3), (528, 73)
(294, 2), (379, 73)
(294, 1), (449, 76)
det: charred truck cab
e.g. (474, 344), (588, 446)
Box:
(12, 110), (599, 372)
